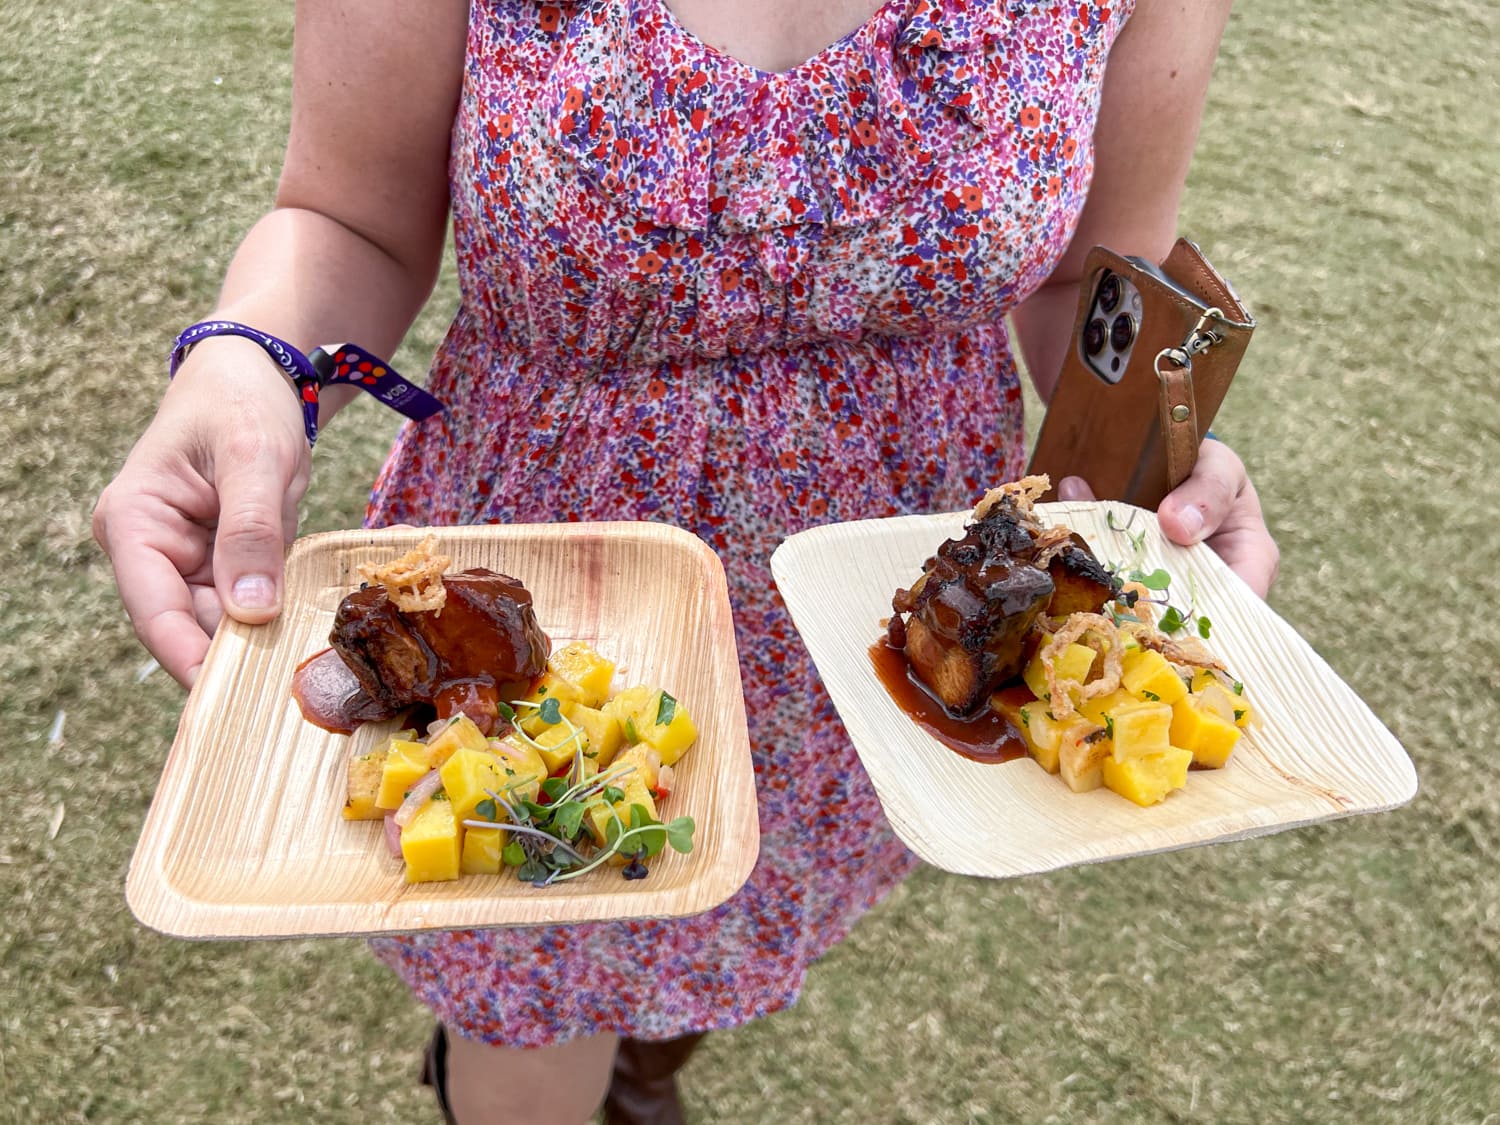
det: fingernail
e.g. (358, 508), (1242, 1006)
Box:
(1176, 505), (1205, 541)
(1058, 477), (1087, 501)
(232, 575), (277, 609)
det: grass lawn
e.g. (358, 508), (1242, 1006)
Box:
(2, 0), (1496, 1121)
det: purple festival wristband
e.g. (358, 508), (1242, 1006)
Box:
(168, 320), (445, 446)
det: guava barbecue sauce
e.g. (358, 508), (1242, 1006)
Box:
(290, 648), (394, 735)
(868, 639), (1030, 764)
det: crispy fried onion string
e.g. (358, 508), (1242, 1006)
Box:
(1039, 612), (1124, 719)
(1124, 623), (1227, 672)
(972, 473), (1051, 522)
(358, 533), (451, 615)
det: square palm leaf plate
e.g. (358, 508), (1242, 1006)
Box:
(127, 523), (759, 939)
(770, 501), (1416, 878)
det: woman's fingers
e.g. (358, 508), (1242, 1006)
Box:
(94, 347), (312, 686)
(95, 504), (215, 687)
(1057, 476), (1096, 502)
(1157, 439), (1243, 546)
(1054, 443), (1279, 598)
(210, 433), (302, 623)
(1159, 441), (1279, 597)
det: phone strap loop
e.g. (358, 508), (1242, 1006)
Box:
(1155, 348), (1200, 491)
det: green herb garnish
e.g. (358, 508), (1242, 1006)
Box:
(656, 691), (677, 727)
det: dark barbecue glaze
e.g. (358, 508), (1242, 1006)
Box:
(889, 499), (1118, 718)
(330, 568), (550, 732)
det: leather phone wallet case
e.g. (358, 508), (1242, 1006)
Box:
(1027, 238), (1255, 509)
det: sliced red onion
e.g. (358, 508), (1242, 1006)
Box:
(383, 813), (402, 858)
(393, 768), (443, 828)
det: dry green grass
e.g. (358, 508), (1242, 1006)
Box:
(2, 0), (1496, 1121)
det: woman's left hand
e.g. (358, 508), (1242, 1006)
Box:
(1057, 439), (1279, 597)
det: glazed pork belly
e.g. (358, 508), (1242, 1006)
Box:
(889, 481), (1118, 716)
(331, 568), (550, 720)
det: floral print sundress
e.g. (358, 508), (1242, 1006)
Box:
(366, 0), (1134, 1046)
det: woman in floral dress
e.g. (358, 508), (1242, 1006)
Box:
(95, 0), (1277, 1120)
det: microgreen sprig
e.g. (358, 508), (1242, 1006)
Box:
(1104, 506), (1213, 639)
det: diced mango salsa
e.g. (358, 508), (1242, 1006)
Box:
(1078, 688), (1136, 727)
(460, 824), (506, 875)
(631, 691), (697, 766)
(438, 747), (507, 823)
(1190, 679), (1254, 728)
(343, 752), (386, 820)
(423, 715), (489, 768)
(563, 702), (624, 767)
(516, 674), (586, 736)
(1102, 747), (1193, 806)
(610, 743), (662, 795)
(1023, 642), (1097, 703)
(1105, 700), (1174, 762)
(1120, 649), (1189, 706)
(547, 642), (616, 708)
(376, 739), (432, 810)
(489, 737), (547, 804)
(601, 685), (657, 738)
(1169, 697), (1241, 769)
(585, 770), (659, 849)
(400, 797), (461, 883)
(1058, 722), (1110, 793)
(530, 721), (588, 773)
(1017, 702), (1064, 774)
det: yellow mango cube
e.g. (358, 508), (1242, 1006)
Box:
(601, 685), (658, 739)
(438, 747), (509, 823)
(1058, 722), (1110, 793)
(1121, 649), (1189, 706)
(547, 643), (617, 708)
(1192, 679), (1254, 728)
(489, 737), (547, 803)
(400, 797), (461, 883)
(1105, 700), (1174, 762)
(1017, 702), (1064, 774)
(530, 721), (588, 774)
(563, 702), (624, 767)
(423, 715), (489, 768)
(343, 752), (386, 820)
(1170, 697), (1241, 768)
(1023, 642), (1098, 703)
(460, 824), (506, 875)
(1102, 747), (1193, 806)
(1189, 668), (1222, 694)
(609, 743), (662, 795)
(632, 691), (697, 766)
(376, 739), (432, 810)
(1078, 688), (1136, 727)
(585, 771), (659, 848)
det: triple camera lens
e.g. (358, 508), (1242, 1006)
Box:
(1083, 317), (1108, 356)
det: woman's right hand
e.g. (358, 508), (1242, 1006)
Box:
(93, 336), (313, 687)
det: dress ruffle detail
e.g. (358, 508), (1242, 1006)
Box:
(542, 0), (1009, 232)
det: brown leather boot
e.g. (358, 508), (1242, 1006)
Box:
(602, 1033), (706, 1125)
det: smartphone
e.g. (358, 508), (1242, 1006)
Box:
(1027, 244), (1251, 508)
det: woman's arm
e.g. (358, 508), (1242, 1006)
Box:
(1010, 0), (1279, 595)
(92, 0), (469, 685)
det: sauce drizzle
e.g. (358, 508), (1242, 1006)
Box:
(868, 640), (1027, 764)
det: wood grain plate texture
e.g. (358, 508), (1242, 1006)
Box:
(770, 502), (1416, 878)
(127, 523), (759, 940)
